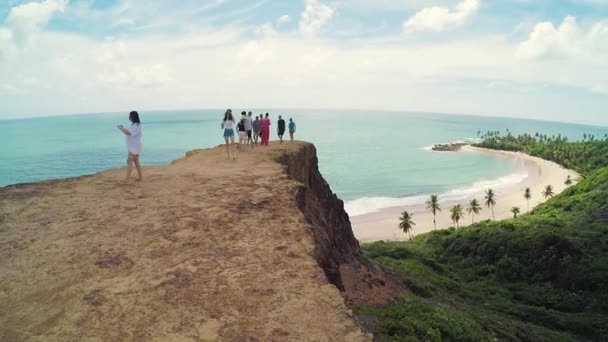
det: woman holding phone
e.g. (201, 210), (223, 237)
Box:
(117, 111), (143, 181)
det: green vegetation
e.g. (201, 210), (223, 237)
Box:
(511, 206), (520, 219)
(449, 204), (463, 229)
(426, 194), (441, 230)
(356, 132), (608, 341)
(484, 189), (496, 220)
(467, 199), (482, 224)
(524, 187), (532, 213)
(476, 130), (608, 174)
(543, 185), (555, 199)
(399, 211), (415, 240)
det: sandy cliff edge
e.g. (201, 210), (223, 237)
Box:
(0, 142), (400, 342)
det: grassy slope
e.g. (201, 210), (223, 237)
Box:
(355, 136), (608, 341)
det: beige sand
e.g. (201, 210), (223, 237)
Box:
(351, 146), (579, 242)
(0, 142), (369, 342)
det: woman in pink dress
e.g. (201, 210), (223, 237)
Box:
(260, 113), (271, 145)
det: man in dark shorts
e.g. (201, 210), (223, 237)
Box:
(237, 115), (247, 149)
(252, 115), (261, 144)
(277, 115), (286, 144)
(245, 112), (253, 147)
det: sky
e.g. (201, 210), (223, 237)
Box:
(0, 0), (607, 125)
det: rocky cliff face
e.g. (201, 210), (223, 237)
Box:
(276, 144), (361, 290)
(0, 142), (400, 341)
(277, 145), (403, 305)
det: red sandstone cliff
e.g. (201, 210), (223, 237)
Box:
(277, 144), (361, 288)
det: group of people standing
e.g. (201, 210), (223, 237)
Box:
(222, 109), (297, 159)
(116, 109), (298, 181)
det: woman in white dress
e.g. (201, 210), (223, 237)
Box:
(117, 111), (143, 181)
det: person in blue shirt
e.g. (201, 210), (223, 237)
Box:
(288, 118), (296, 142)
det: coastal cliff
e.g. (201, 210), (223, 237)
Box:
(0, 142), (398, 341)
(276, 144), (361, 288)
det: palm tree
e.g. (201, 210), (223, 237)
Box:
(450, 204), (463, 228)
(467, 199), (482, 224)
(425, 194), (441, 230)
(565, 175), (573, 186)
(511, 207), (521, 219)
(524, 187), (532, 213)
(399, 211), (415, 240)
(542, 185), (554, 199)
(485, 189), (496, 220)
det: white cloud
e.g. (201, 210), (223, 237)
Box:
(513, 16), (608, 96)
(6, 0), (67, 45)
(0, 83), (28, 95)
(299, 0), (334, 36)
(254, 23), (278, 38)
(94, 39), (173, 88)
(0, 1), (607, 124)
(0, 28), (13, 59)
(591, 83), (608, 94)
(517, 16), (581, 59)
(404, 0), (480, 33)
(0, 24), (605, 123)
(237, 40), (275, 64)
(517, 16), (608, 62)
(97, 64), (173, 88)
(277, 14), (291, 25)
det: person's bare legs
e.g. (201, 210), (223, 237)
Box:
(133, 154), (143, 181)
(230, 135), (236, 159)
(290, 132), (294, 142)
(126, 153), (135, 180)
(224, 136), (230, 159)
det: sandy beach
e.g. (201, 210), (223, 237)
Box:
(351, 146), (579, 242)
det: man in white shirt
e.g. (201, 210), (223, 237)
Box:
(245, 112), (254, 146)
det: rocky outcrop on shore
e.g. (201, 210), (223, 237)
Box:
(0, 142), (401, 341)
(432, 143), (467, 151)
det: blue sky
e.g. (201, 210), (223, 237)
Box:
(0, 0), (607, 125)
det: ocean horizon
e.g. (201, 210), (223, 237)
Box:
(2, 109), (606, 217)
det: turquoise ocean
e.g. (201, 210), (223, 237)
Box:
(1, 110), (606, 216)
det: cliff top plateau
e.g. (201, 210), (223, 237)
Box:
(0, 142), (401, 342)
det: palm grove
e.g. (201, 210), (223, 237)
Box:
(400, 185), (567, 238)
(398, 130), (582, 238)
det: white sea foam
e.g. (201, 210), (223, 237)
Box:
(344, 172), (528, 217)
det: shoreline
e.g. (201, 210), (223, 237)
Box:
(350, 145), (579, 242)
